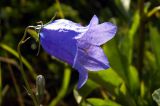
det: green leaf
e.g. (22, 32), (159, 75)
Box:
(128, 65), (139, 94)
(101, 40), (138, 105)
(89, 68), (123, 95)
(87, 98), (122, 106)
(149, 24), (160, 68)
(144, 51), (156, 70)
(120, 11), (140, 65)
(149, 24), (160, 89)
(103, 38), (127, 82)
(78, 79), (99, 97)
(95, 68), (123, 87)
(0, 43), (37, 79)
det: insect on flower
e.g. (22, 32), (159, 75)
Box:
(39, 15), (117, 89)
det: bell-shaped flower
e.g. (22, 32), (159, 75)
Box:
(40, 15), (117, 89)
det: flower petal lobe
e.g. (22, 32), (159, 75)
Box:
(89, 15), (99, 26)
(81, 22), (117, 45)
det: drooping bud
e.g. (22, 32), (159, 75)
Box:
(36, 75), (45, 103)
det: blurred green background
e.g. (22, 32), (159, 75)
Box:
(0, 0), (160, 106)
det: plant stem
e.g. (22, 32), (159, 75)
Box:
(17, 27), (38, 106)
(0, 43), (37, 79)
(137, 0), (146, 76)
(49, 67), (71, 106)
(147, 6), (160, 18)
(8, 64), (25, 106)
(0, 56), (19, 68)
(56, 0), (64, 18)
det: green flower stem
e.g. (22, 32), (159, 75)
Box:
(2, 85), (9, 98)
(147, 6), (160, 18)
(137, 0), (145, 76)
(0, 43), (37, 79)
(17, 27), (38, 106)
(49, 67), (71, 106)
(0, 57), (19, 68)
(8, 64), (25, 106)
(27, 29), (39, 42)
(56, 0), (64, 18)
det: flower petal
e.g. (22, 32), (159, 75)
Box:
(73, 62), (88, 89)
(44, 19), (87, 33)
(40, 28), (78, 65)
(77, 69), (88, 89)
(89, 15), (99, 26)
(80, 22), (117, 45)
(74, 43), (110, 71)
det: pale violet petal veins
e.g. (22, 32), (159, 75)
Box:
(79, 22), (117, 46)
(73, 43), (110, 71)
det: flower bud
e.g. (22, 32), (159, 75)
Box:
(36, 75), (45, 102)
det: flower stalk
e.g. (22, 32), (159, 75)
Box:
(17, 27), (38, 106)
(49, 66), (71, 106)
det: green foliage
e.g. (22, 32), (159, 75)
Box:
(86, 98), (122, 106)
(0, 0), (160, 106)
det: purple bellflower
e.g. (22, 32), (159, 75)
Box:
(39, 15), (117, 89)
